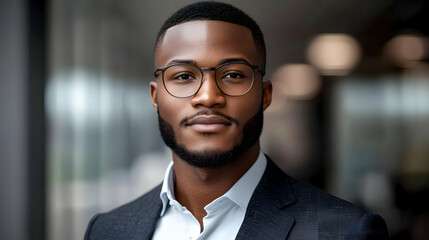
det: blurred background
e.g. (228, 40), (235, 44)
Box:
(1, 0), (429, 239)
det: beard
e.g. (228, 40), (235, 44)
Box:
(157, 105), (263, 169)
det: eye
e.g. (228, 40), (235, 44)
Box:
(224, 72), (244, 79)
(174, 73), (196, 80)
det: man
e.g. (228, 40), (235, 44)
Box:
(85, 2), (388, 239)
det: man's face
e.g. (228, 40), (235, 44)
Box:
(151, 20), (272, 167)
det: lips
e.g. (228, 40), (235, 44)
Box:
(185, 115), (232, 132)
(187, 116), (231, 125)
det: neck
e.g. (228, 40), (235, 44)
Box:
(171, 142), (260, 226)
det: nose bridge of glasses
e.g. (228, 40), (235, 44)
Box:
(200, 67), (217, 82)
(198, 67), (221, 94)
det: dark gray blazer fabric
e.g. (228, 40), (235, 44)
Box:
(85, 157), (389, 240)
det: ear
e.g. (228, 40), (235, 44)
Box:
(262, 80), (272, 111)
(150, 81), (158, 111)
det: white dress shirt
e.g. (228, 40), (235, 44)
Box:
(151, 151), (267, 240)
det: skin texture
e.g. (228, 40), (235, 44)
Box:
(150, 20), (272, 230)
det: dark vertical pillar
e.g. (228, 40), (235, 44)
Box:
(27, 0), (47, 239)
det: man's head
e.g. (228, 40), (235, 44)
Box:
(154, 1), (266, 72)
(151, 1), (272, 168)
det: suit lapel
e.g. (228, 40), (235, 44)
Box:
(132, 185), (163, 239)
(236, 157), (296, 240)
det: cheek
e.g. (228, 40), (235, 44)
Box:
(157, 90), (183, 126)
(224, 84), (263, 141)
(234, 82), (263, 117)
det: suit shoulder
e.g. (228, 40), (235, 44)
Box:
(286, 177), (389, 238)
(85, 184), (162, 240)
(288, 176), (365, 214)
(264, 156), (367, 215)
(102, 184), (162, 218)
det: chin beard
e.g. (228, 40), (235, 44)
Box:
(157, 106), (263, 169)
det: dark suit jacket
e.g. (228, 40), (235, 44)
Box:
(85, 157), (389, 239)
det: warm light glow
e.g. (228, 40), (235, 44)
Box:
(307, 34), (361, 76)
(384, 34), (426, 68)
(272, 64), (321, 100)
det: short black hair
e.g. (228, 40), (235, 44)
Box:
(154, 1), (266, 71)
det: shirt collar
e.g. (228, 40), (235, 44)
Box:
(159, 151), (267, 216)
(223, 151), (267, 210)
(159, 161), (175, 216)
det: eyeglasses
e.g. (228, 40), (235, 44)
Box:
(154, 61), (264, 98)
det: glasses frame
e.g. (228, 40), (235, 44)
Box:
(154, 61), (265, 98)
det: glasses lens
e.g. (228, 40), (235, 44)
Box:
(163, 65), (202, 97)
(216, 63), (254, 96)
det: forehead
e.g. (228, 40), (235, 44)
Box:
(155, 20), (260, 68)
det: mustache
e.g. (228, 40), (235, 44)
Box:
(180, 110), (239, 126)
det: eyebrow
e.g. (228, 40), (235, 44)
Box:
(218, 58), (252, 65)
(166, 58), (252, 67)
(167, 59), (198, 66)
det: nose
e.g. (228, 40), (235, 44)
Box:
(190, 72), (226, 108)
